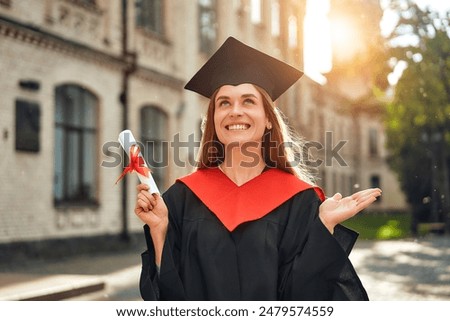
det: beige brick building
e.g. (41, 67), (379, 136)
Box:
(0, 0), (406, 250)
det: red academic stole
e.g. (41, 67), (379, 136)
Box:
(178, 168), (325, 232)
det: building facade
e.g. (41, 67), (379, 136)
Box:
(0, 0), (406, 250)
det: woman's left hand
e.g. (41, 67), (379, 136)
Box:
(319, 188), (382, 234)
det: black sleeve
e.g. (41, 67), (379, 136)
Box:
(139, 224), (159, 300)
(278, 190), (368, 301)
(327, 225), (368, 300)
(139, 183), (187, 300)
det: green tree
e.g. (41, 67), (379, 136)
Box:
(384, 0), (450, 233)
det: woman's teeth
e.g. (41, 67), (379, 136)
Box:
(227, 124), (250, 130)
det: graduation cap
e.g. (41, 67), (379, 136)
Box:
(184, 37), (303, 101)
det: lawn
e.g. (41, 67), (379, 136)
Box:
(342, 211), (412, 240)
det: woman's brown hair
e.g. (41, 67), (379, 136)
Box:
(196, 85), (315, 184)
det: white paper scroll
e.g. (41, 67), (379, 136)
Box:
(118, 129), (160, 194)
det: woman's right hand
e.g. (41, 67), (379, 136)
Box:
(135, 184), (168, 264)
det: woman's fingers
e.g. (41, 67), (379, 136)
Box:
(136, 198), (150, 212)
(139, 191), (156, 206)
(136, 184), (150, 192)
(332, 193), (343, 201)
(136, 183), (156, 202)
(355, 193), (381, 211)
(351, 188), (381, 200)
(135, 184), (159, 214)
(341, 189), (382, 218)
(138, 194), (158, 210)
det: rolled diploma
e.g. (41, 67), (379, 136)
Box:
(118, 129), (160, 195)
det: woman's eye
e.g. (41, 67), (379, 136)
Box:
(243, 98), (255, 105)
(218, 100), (231, 107)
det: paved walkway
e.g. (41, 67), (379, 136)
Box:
(0, 251), (142, 301)
(351, 235), (450, 300)
(0, 235), (449, 301)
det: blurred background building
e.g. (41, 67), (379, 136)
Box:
(0, 0), (407, 257)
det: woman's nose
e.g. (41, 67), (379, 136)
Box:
(229, 102), (243, 117)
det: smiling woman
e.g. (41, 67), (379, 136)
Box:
(134, 36), (381, 301)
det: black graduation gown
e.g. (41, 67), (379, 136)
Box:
(139, 169), (368, 301)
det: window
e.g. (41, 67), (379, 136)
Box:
(54, 85), (98, 206)
(15, 100), (40, 152)
(198, 0), (217, 54)
(271, 0), (280, 37)
(135, 0), (164, 35)
(288, 15), (298, 48)
(250, 0), (262, 24)
(370, 175), (380, 188)
(141, 106), (168, 191)
(370, 175), (381, 202)
(369, 128), (378, 157)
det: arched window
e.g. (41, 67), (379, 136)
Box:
(140, 106), (168, 191)
(54, 85), (98, 206)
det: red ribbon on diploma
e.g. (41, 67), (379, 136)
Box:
(115, 144), (150, 184)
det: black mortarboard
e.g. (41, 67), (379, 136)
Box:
(184, 37), (303, 101)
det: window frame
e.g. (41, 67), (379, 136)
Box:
(288, 15), (298, 48)
(15, 99), (41, 153)
(140, 105), (169, 191)
(54, 84), (99, 207)
(368, 127), (379, 157)
(271, 0), (280, 37)
(198, 0), (217, 54)
(250, 0), (262, 25)
(135, 0), (165, 36)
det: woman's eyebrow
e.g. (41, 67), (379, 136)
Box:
(241, 93), (258, 99)
(216, 95), (230, 102)
(216, 93), (258, 102)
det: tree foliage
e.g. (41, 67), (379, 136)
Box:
(384, 0), (450, 224)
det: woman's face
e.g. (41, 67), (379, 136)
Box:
(213, 83), (268, 147)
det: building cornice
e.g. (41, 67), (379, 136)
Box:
(0, 14), (125, 69)
(0, 14), (185, 91)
